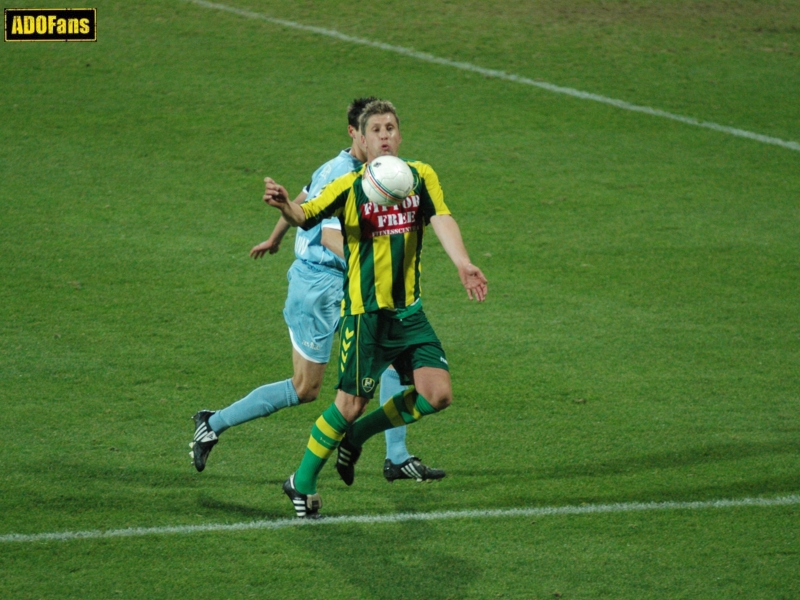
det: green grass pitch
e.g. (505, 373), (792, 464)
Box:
(2, 1), (799, 598)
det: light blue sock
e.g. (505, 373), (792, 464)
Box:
(380, 369), (412, 464)
(209, 379), (299, 434)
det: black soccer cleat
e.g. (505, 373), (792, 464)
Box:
(383, 457), (446, 483)
(335, 436), (362, 486)
(189, 410), (218, 472)
(283, 474), (322, 519)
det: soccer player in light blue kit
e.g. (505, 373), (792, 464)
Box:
(190, 98), (444, 483)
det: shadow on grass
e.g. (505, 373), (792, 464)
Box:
(6, 460), (290, 524)
(447, 439), (800, 482)
(196, 496), (273, 519)
(297, 523), (481, 600)
(16, 459), (264, 488)
(8, 438), (797, 534)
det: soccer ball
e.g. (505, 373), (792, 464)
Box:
(361, 155), (415, 207)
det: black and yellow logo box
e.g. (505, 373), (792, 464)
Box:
(5, 8), (96, 42)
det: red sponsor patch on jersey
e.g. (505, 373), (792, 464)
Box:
(360, 194), (422, 239)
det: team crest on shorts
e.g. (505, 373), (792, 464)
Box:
(361, 377), (376, 393)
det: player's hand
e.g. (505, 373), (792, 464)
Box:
(250, 238), (280, 259)
(458, 263), (488, 302)
(263, 177), (290, 208)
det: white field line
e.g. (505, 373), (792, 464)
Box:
(183, 0), (800, 153)
(3, 494), (798, 544)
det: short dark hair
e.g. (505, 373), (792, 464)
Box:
(347, 96), (379, 128)
(359, 99), (400, 134)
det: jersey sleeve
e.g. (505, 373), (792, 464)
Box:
(410, 161), (451, 223)
(301, 171), (356, 230)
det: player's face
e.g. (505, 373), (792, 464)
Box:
(361, 113), (402, 161)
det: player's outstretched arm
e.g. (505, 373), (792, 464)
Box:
(263, 178), (307, 227)
(251, 191), (308, 259)
(429, 214), (488, 302)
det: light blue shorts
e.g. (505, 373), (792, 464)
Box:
(283, 260), (344, 364)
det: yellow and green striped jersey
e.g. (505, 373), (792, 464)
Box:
(300, 159), (451, 316)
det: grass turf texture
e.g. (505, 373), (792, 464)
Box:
(2, 0), (799, 598)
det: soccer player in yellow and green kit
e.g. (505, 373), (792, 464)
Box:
(263, 100), (488, 518)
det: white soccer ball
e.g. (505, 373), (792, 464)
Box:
(361, 155), (415, 207)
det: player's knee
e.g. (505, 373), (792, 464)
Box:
(335, 393), (369, 422)
(428, 391), (451, 411)
(348, 398), (370, 420)
(292, 377), (321, 404)
(416, 378), (452, 411)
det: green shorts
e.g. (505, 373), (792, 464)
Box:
(337, 309), (449, 398)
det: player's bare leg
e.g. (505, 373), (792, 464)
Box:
(290, 348), (328, 404)
(410, 367), (452, 411)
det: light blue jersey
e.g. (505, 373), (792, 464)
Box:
(294, 149), (362, 272)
